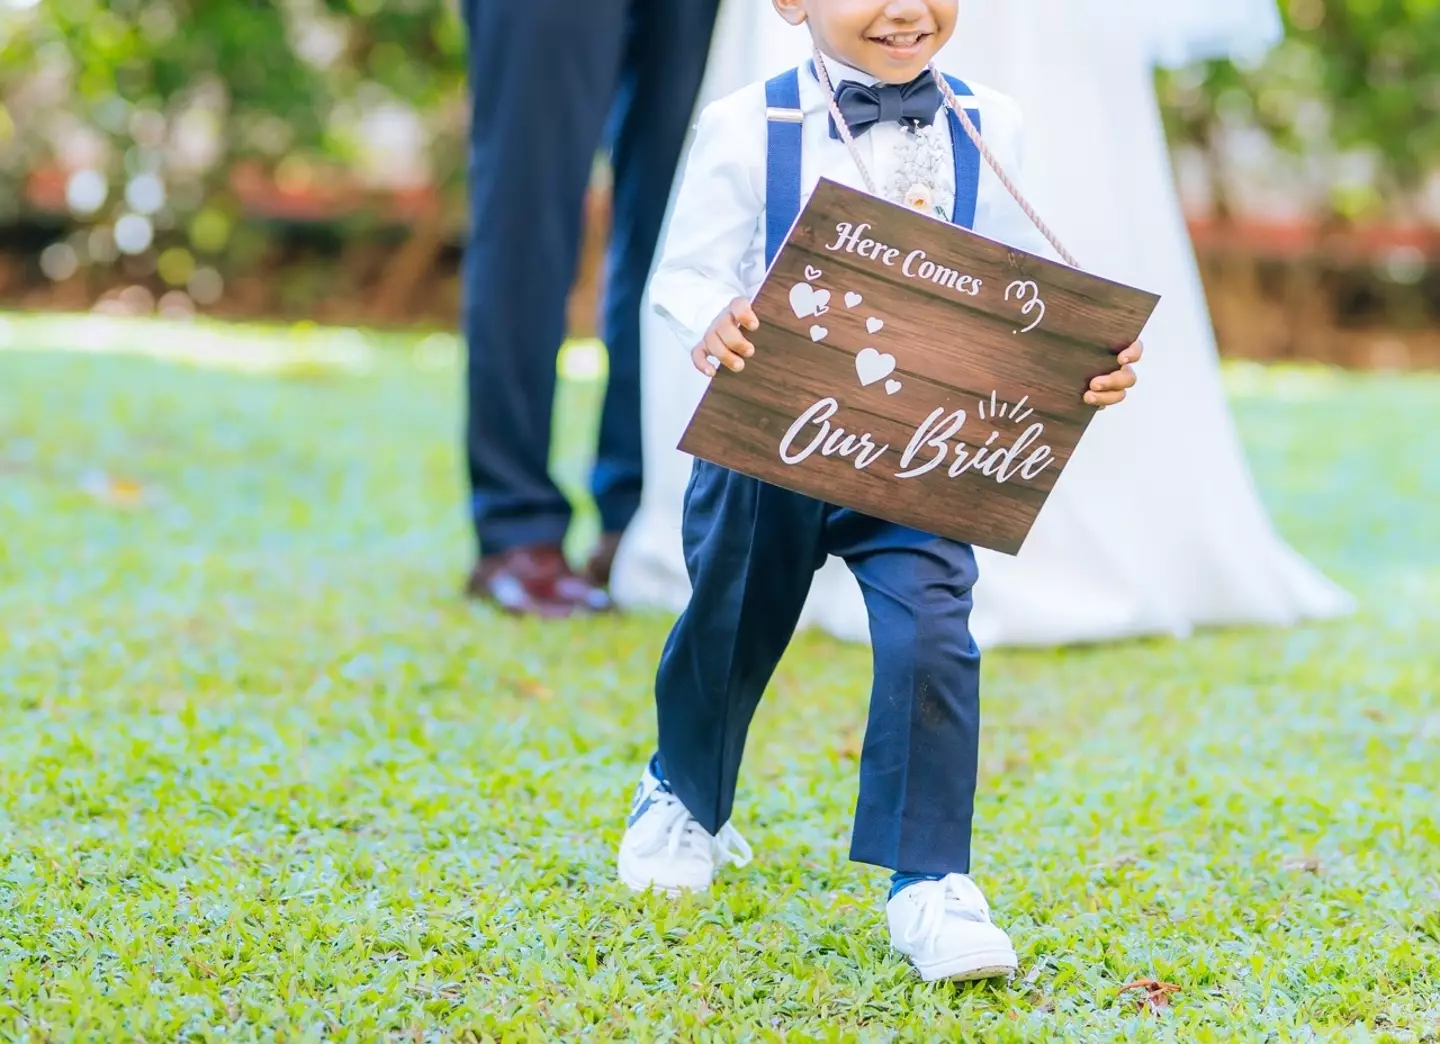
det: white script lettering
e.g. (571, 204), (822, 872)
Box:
(779, 397), (890, 470)
(896, 407), (968, 479)
(777, 398), (1057, 488)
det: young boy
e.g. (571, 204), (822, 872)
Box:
(617, 0), (1142, 982)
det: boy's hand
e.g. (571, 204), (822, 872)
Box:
(691, 297), (759, 377)
(1085, 339), (1143, 407)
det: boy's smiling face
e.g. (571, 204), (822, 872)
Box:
(774, 0), (956, 84)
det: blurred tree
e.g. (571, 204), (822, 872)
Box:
(0, 0), (1434, 325)
(0, 0), (468, 317)
(1158, 0), (1440, 221)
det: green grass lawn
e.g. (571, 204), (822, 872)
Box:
(1, 318), (1437, 1042)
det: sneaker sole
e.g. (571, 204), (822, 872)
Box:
(616, 857), (711, 896)
(913, 948), (1018, 983)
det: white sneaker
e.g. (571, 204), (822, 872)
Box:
(887, 874), (1019, 982)
(616, 759), (753, 894)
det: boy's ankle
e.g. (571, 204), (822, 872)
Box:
(889, 871), (946, 900)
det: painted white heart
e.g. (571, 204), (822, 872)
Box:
(804, 265), (823, 281)
(855, 347), (896, 387)
(789, 282), (832, 319)
(844, 291), (863, 309)
(866, 317), (885, 334)
(885, 379), (902, 395)
(809, 325), (828, 342)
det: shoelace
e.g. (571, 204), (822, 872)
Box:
(905, 873), (990, 951)
(643, 792), (753, 868)
(713, 822), (754, 869)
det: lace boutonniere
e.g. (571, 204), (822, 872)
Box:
(888, 123), (955, 222)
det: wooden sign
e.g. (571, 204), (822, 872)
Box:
(679, 178), (1161, 555)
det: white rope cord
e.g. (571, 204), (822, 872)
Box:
(810, 46), (1078, 270)
(810, 50), (879, 197)
(929, 66), (1079, 269)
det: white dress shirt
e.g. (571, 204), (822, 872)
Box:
(650, 53), (1057, 348)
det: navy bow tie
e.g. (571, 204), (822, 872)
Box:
(828, 71), (942, 139)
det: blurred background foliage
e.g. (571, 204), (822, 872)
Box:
(0, 0), (1436, 360)
(1156, 0), (1440, 220)
(0, 0), (470, 323)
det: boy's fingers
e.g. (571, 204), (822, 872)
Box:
(706, 332), (746, 372)
(696, 301), (759, 376)
(1089, 364), (1136, 392)
(716, 324), (755, 357)
(729, 298), (760, 331)
(690, 345), (717, 377)
(1086, 389), (1127, 407)
(1117, 339), (1144, 366)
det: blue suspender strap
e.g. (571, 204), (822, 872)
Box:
(764, 69), (804, 269)
(765, 68), (980, 243)
(942, 74), (982, 231)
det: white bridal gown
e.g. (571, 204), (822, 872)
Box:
(610, 0), (1353, 646)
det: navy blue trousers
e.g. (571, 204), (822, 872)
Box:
(655, 462), (983, 874)
(461, 0), (720, 553)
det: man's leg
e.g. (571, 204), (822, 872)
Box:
(462, 0), (627, 558)
(587, 0), (722, 581)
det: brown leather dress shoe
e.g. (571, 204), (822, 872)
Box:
(584, 531), (625, 590)
(465, 544), (614, 618)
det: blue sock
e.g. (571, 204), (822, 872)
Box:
(647, 752), (669, 787)
(889, 871), (945, 899)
